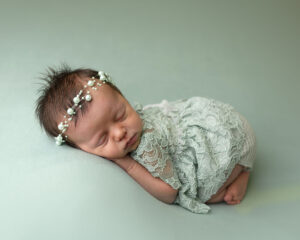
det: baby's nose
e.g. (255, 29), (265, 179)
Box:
(114, 127), (126, 141)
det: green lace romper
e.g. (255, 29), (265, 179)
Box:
(130, 97), (256, 214)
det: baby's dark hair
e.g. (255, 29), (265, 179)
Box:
(35, 63), (123, 148)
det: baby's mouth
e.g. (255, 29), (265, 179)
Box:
(125, 133), (138, 149)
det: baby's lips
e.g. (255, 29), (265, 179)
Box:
(125, 133), (137, 149)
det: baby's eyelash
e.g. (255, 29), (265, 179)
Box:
(97, 135), (107, 147)
(97, 110), (126, 147)
(118, 111), (126, 121)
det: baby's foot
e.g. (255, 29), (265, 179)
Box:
(223, 171), (250, 205)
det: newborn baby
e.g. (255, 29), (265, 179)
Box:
(35, 65), (256, 213)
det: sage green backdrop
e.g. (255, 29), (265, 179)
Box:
(1, 0), (299, 239)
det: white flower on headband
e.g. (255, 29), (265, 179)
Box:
(55, 134), (64, 145)
(55, 70), (112, 146)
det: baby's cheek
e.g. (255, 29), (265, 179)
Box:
(106, 144), (126, 159)
(135, 114), (143, 128)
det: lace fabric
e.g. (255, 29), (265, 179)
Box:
(130, 105), (182, 190)
(130, 97), (250, 214)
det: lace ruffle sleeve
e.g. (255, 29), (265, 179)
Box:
(130, 102), (182, 190)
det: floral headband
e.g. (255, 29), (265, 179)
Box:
(55, 71), (112, 145)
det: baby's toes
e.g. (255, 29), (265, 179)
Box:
(227, 199), (241, 205)
(224, 188), (242, 205)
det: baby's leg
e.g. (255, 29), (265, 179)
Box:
(206, 188), (227, 203)
(205, 164), (245, 204)
(213, 164), (245, 196)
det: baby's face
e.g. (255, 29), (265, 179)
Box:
(64, 84), (143, 160)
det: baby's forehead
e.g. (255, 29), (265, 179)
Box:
(80, 85), (124, 119)
(65, 86), (123, 137)
(92, 84), (123, 107)
(62, 85), (121, 127)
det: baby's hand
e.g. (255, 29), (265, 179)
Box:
(111, 155), (136, 172)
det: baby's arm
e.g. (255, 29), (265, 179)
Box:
(112, 155), (178, 204)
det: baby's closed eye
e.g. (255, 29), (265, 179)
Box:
(116, 108), (126, 121)
(96, 134), (107, 147)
